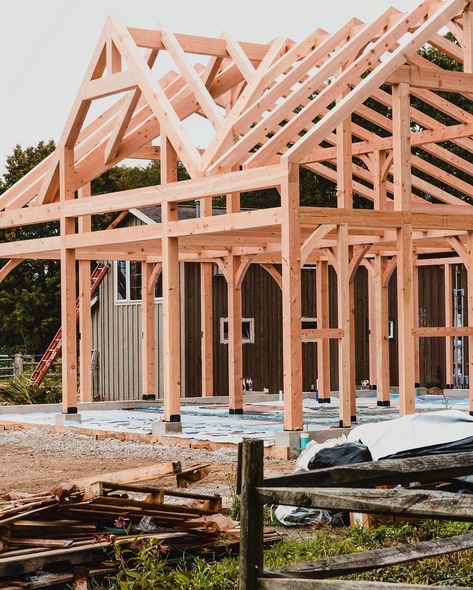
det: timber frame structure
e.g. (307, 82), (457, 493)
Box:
(2, 0), (473, 430)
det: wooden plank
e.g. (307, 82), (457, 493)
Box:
(445, 263), (454, 386)
(240, 439), (264, 590)
(83, 70), (137, 100)
(468, 231), (473, 414)
(258, 580), (471, 589)
(264, 533), (473, 580)
(256, 485), (473, 520)
(413, 326), (473, 337)
(337, 224), (352, 427)
(281, 164), (303, 431)
(263, 451), (473, 489)
(223, 32), (256, 82)
(301, 328), (343, 341)
(372, 256), (390, 403)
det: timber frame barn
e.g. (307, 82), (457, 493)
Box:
(1, 0), (473, 431)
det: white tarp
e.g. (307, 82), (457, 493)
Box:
(347, 410), (473, 461)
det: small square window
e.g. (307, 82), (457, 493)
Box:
(220, 318), (255, 344)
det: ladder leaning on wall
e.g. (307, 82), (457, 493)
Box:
(30, 262), (110, 387)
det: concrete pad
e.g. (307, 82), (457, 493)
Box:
(152, 420), (183, 436)
(274, 431), (302, 457)
(307, 427), (351, 443)
(55, 413), (82, 425)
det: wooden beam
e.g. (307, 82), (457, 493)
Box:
(161, 137), (181, 422)
(60, 148), (77, 414)
(142, 262), (157, 398)
(281, 164), (303, 431)
(387, 64), (473, 93)
(78, 184), (92, 403)
(301, 225), (336, 266)
(373, 256), (390, 404)
(223, 32), (256, 82)
(227, 255), (244, 413)
(337, 224), (352, 427)
(413, 326), (473, 337)
(445, 263), (454, 387)
(82, 71), (137, 100)
(392, 83), (411, 212)
(301, 328), (343, 341)
(468, 230), (473, 414)
(200, 262), (214, 397)
(316, 261), (331, 401)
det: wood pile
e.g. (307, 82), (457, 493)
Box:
(0, 461), (263, 589)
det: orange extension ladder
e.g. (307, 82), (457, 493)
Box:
(30, 262), (110, 387)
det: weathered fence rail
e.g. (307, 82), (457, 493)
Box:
(238, 439), (473, 590)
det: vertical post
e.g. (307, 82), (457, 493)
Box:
(161, 136), (181, 425)
(445, 263), (454, 388)
(467, 232), (473, 415)
(349, 278), (357, 419)
(201, 262), (214, 397)
(372, 149), (388, 211)
(200, 196), (214, 397)
(316, 260), (331, 402)
(142, 262), (157, 398)
(337, 224), (352, 427)
(78, 184), (92, 403)
(281, 163), (303, 431)
(373, 255), (390, 405)
(413, 256), (420, 387)
(336, 114), (353, 209)
(393, 82), (415, 415)
(368, 275), (377, 388)
(228, 255), (243, 413)
(239, 439), (264, 590)
(463, 4), (473, 74)
(60, 147), (78, 416)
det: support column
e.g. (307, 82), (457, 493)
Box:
(142, 262), (157, 398)
(373, 255), (390, 405)
(59, 147), (79, 419)
(463, 4), (473, 74)
(157, 136), (181, 430)
(445, 263), (454, 388)
(393, 82), (415, 416)
(413, 256), (420, 387)
(368, 275), (377, 389)
(281, 163), (303, 431)
(337, 224), (352, 427)
(228, 256), (243, 413)
(201, 262), (214, 397)
(467, 232), (473, 415)
(316, 260), (331, 402)
(78, 184), (92, 403)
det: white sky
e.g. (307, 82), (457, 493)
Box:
(0, 0), (419, 172)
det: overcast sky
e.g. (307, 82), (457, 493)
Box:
(0, 0), (419, 172)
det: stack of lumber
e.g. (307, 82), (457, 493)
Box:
(0, 461), (261, 589)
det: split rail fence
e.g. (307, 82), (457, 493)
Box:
(238, 439), (473, 590)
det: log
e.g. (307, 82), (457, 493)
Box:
(256, 486), (473, 521)
(264, 532), (473, 579)
(263, 452), (473, 489)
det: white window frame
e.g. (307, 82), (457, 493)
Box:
(114, 261), (163, 305)
(220, 317), (255, 344)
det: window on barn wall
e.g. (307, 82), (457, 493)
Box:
(220, 318), (255, 344)
(114, 261), (163, 303)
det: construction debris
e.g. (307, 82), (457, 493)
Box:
(0, 461), (273, 589)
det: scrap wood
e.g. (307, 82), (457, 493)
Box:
(176, 463), (210, 488)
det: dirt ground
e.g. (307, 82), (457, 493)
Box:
(0, 428), (291, 499)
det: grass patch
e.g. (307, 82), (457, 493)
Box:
(99, 520), (473, 589)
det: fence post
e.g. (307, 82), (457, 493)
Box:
(14, 353), (23, 377)
(240, 438), (264, 590)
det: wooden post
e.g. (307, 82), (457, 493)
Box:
(337, 224), (352, 427)
(60, 147), (78, 414)
(349, 278), (357, 419)
(445, 263), (454, 388)
(368, 274), (377, 388)
(393, 82), (415, 415)
(228, 255), (244, 413)
(463, 4), (473, 74)
(142, 262), (157, 398)
(413, 255), (421, 387)
(200, 262), (214, 397)
(371, 149), (388, 211)
(281, 163), (303, 431)
(373, 255), (390, 405)
(239, 439), (264, 590)
(78, 184), (92, 403)
(316, 260), (331, 402)
(161, 136), (181, 423)
(467, 232), (473, 415)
